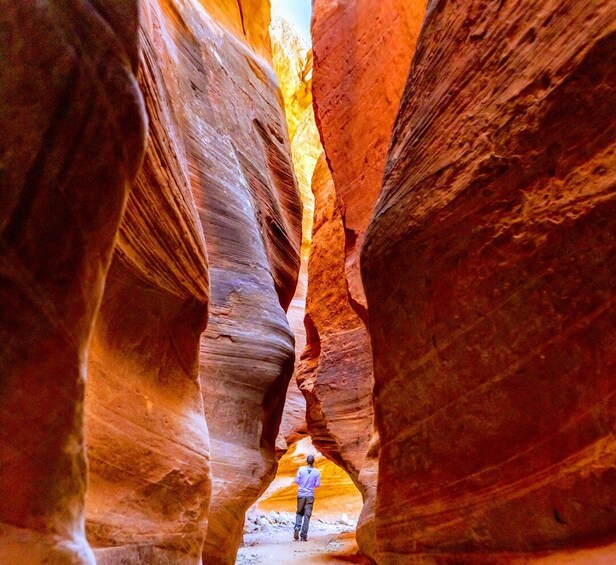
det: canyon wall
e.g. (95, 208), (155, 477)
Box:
(362, 0), (616, 561)
(270, 17), (320, 453)
(85, 1), (212, 561)
(312, 0), (428, 311)
(297, 154), (376, 550)
(1, 1), (301, 564)
(0, 2), (146, 563)
(307, 0), (428, 558)
(189, 3), (303, 564)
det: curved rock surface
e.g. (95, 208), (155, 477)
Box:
(298, 154), (377, 558)
(362, 0), (616, 561)
(271, 17), (321, 454)
(85, 2), (211, 561)
(0, 2), (146, 563)
(2, 1), (301, 564)
(306, 1), (427, 558)
(187, 2), (303, 563)
(312, 0), (427, 312)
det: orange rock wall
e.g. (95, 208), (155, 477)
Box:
(189, 1), (303, 563)
(270, 17), (321, 454)
(312, 0), (427, 310)
(300, 155), (373, 480)
(298, 154), (377, 558)
(308, 0), (427, 559)
(1, 1), (301, 564)
(85, 1), (212, 561)
(0, 2), (146, 563)
(362, 0), (616, 561)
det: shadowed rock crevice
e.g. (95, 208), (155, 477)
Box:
(2, 1), (615, 564)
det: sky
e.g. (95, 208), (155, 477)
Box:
(271, 0), (313, 44)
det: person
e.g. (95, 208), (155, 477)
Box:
(293, 454), (321, 541)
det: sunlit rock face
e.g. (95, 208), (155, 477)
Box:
(312, 0), (428, 312)
(257, 438), (362, 520)
(85, 1), (212, 562)
(271, 17), (313, 148)
(186, 2), (303, 564)
(298, 154), (377, 558)
(362, 0), (616, 561)
(270, 16), (321, 454)
(307, 1), (427, 559)
(0, 2), (146, 563)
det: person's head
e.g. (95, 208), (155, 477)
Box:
(306, 455), (315, 467)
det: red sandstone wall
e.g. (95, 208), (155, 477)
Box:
(1, 2), (300, 564)
(297, 154), (377, 557)
(312, 0), (427, 311)
(85, 2), (211, 560)
(184, 1), (303, 562)
(0, 2), (146, 563)
(362, 0), (616, 561)
(270, 17), (319, 455)
(308, 1), (428, 559)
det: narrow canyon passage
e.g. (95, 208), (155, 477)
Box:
(1, 1), (615, 565)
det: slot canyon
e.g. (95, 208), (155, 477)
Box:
(0, 0), (615, 564)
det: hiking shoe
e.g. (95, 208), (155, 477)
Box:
(293, 528), (299, 540)
(301, 537), (307, 542)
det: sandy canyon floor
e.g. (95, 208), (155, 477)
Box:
(236, 511), (367, 565)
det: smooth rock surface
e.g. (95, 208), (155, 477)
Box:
(271, 16), (321, 455)
(362, 0), (616, 561)
(188, 2), (303, 563)
(85, 1), (211, 560)
(311, 0), (428, 312)
(298, 155), (377, 558)
(0, 2), (146, 563)
(308, 2), (427, 558)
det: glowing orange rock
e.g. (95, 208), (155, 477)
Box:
(0, 2), (146, 562)
(308, 0), (427, 559)
(363, 0), (616, 560)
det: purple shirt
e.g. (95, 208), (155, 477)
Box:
(295, 465), (321, 497)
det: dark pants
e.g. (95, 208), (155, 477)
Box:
(295, 496), (314, 539)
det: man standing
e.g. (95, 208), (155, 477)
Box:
(294, 454), (321, 541)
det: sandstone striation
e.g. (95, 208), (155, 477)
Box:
(0, 1), (146, 563)
(298, 154), (377, 558)
(306, 1), (427, 558)
(270, 16), (321, 454)
(85, 1), (212, 561)
(187, 2), (303, 563)
(311, 0), (428, 312)
(362, 0), (616, 561)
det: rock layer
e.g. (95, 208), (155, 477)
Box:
(362, 0), (616, 561)
(0, 1), (146, 563)
(85, 1), (211, 560)
(311, 0), (428, 311)
(270, 17), (321, 454)
(187, 3), (303, 563)
(298, 154), (377, 557)
(306, 1), (427, 558)
(2, 1), (302, 563)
